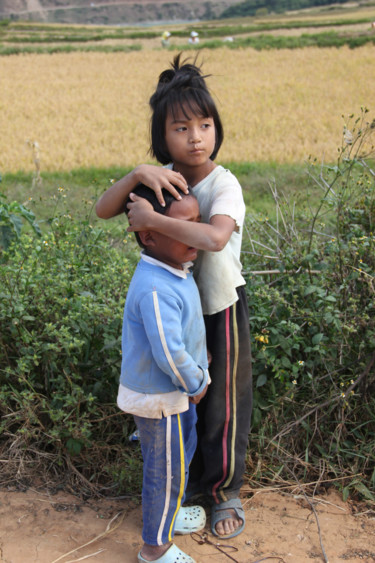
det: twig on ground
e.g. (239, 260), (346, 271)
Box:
(66, 457), (98, 494)
(284, 464), (329, 563)
(191, 532), (239, 562)
(242, 473), (362, 497)
(293, 495), (347, 513)
(50, 510), (126, 563)
(65, 549), (105, 562)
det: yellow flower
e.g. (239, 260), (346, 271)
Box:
(255, 335), (269, 344)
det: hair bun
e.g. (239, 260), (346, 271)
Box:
(158, 68), (176, 84)
(157, 53), (209, 88)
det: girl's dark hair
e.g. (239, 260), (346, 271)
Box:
(125, 183), (193, 248)
(149, 53), (224, 165)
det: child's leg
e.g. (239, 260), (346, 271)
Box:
(134, 404), (197, 552)
(189, 287), (252, 532)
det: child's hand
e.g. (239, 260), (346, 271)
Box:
(189, 383), (208, 405)
(135, 164), (188, 206)
(127, 193), (155, 231)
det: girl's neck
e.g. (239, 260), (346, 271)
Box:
(173, 159), (216, 187)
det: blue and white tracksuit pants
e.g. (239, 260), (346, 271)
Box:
(134, 403), (197, 546)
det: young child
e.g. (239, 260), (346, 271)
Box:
(96, 54), (253, 540)
(118, 183), (209, 563)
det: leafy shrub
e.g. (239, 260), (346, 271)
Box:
(243, 110), (375, 499)
(0, 191), (142, 494)
(0, 194), (41, 250)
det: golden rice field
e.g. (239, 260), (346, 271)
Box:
(1, 46), (374, 173)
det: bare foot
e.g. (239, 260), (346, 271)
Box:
(214, 508), (243, 536)
(140, 542), (172, 561)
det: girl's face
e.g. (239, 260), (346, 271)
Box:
(164, 104), (216, 178)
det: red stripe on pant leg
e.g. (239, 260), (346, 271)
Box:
(212, 307), (231, 503)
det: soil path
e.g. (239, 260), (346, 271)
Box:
(0, 487), (374, 562)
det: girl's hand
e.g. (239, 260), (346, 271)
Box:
(127, 193), (155, 232)
(95, 164), (188, 220)
(135, 164), (188, 206)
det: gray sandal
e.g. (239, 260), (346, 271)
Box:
(211, 498), (245, 539)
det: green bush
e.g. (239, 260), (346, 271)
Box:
(0, 191), (142, 494)
(243, 110), (375, 499)
(0, 193), (41, 250)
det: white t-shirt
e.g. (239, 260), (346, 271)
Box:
(190, 165), (246, 315)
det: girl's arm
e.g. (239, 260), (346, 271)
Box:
(95, 164), (188, 219)
(127, 193), (235, 252)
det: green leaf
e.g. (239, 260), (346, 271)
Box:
(281, 356), (292, 368)
(8, 214), (23, 238)
(66, 438), (83, 456)
(312, 333), (324, 345)
(342, 486), (350, 502)
(324, 313), (333, 324)
(256, 374), (267, 388)
(354, 481), (375, 501)
(304, 285), (319, 296)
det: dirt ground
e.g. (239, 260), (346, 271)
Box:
(1, 487), (375, 563)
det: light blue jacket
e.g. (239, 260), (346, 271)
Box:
(120, 257), (209, 397)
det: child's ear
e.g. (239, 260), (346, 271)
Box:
(139, 231), (156, 247)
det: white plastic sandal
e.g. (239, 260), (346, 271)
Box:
(174, 505), (206, 534)
(138, 543), (196, 563)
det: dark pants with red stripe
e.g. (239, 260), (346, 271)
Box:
(189, 286), (253, 504)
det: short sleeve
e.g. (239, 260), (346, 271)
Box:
(208, 170), (245, 231)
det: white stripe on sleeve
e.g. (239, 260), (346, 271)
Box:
(152, 291), (189, 393)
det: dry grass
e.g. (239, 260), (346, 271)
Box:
(1, 46), (374, 172)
